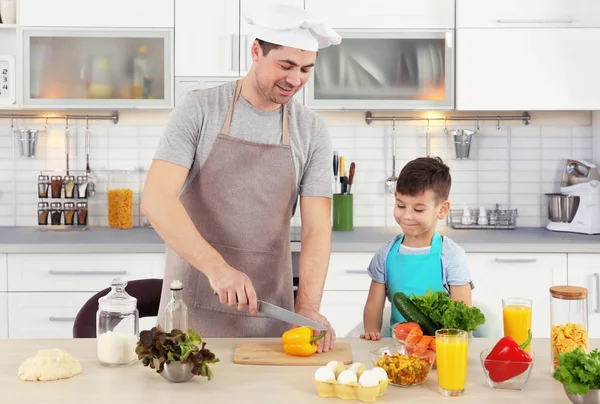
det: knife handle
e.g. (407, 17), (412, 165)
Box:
(349, 162), (355, 186)
(333, 151), (339, 176)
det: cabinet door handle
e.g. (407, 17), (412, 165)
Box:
(345, 270), (368, 274)
(595, 273), (600, 314)
(49, 317), (75, 322)
(497, 19), (574, 24)
(494, 258), (537, 264)
(48, 270), (127, 276)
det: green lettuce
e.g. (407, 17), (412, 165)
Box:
(410, 289), (486, 333)
(553, 348), (600, 395)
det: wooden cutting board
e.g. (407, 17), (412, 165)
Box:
(233, 341), (353, 366)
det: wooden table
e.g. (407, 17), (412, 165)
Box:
(2, 337), (595, 403)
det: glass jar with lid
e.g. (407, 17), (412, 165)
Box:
(37, 175), (50, 198)
(550, 285), (589, 371)
(96, 278), (139, 367)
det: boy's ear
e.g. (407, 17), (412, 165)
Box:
(437, 200), (451, 219)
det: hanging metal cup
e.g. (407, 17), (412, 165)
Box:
(15, 129), (39, 158)
(449, 129), (475, 159)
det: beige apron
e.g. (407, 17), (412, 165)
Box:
(157, 79), (296, 337)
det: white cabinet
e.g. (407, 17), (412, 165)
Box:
(8, 292), (95, 339)
(325, 252), (374, 291)
(19, 0), (175, 28)
(306, 0), (454, 29)
(567, 254), (600, 338)
(0, 254), (6, 291)
(457, 0), (600, 28)
(320, 291), (369, 339)
(175, 0), (240, 77)
(174, 77), (239, 104)
(457, 28), (600, 110)
(0, 293), (6, 339)
(467, 253), (568, 338)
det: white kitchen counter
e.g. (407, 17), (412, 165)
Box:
(0, 226), (599, 253)
(2, 337), (596, 403)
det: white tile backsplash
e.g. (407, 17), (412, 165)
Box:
(0, 116), (597, 229)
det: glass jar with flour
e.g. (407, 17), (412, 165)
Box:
(96, 278), (139, 367)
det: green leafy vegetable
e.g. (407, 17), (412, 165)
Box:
(135, 326), (220, 380)
(409, 289), (486, 333)
(553, 348), (600, 395)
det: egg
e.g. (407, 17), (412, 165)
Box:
(337, 369), (358, 385)
(326, 360), (346, 378)
(349, 362), (366, 377)
(371, 367), (389, 382)
(313, 366), (336, 382)
(358, 369), (379, 387)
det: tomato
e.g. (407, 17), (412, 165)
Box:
(393, 322), (421, 340)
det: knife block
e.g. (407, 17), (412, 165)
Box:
(333, 193), (353, 231)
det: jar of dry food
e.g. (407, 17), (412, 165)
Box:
(64, 202), (76, 225)
(64, 175), (76, 199)
(37, 202), (49, 226)
(550, 285), (589, 371)
(107, 170), (135, 229)
(37, 175), (50, 198)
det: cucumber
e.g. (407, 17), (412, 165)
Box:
(393, 292), (438, 336)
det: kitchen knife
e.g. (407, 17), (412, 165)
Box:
(333, 151), (339, 194)
(348, 162), (355, 194)
(258, 300), (328, 331)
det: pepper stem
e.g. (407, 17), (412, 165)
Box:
(310, 331), (327, 344)
(519, 329), (532, 351)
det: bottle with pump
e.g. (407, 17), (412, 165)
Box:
(164, 280), (188, 333)
(132, 45), (152, 99)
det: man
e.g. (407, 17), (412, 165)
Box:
(141, 4), (341, 352)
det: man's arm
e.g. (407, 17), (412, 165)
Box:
(294, 195), (334, 352)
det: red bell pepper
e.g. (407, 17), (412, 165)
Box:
(484, 330), (533, 383)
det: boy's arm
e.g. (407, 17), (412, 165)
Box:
(363, 280), (387, 334)
(450, 284), (472, 306)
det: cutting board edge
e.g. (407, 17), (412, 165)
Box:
(232, 341), (353, 366)
(232, 357), (353, 366)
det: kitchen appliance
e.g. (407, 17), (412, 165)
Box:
(545, 159), (600, 235)
(257, 300), (327, 331)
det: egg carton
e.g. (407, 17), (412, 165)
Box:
(312, 362), (390, 403)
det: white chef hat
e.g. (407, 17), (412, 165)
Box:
(244, 4), (342, 52)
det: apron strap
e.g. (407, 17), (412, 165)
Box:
(220, 79), (290, 146)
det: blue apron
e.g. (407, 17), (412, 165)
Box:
(386, 232), (445, 333)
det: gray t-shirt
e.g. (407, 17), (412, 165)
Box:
(153, 81), (333, 214)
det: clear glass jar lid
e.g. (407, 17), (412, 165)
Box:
(98, 278), (138, 313)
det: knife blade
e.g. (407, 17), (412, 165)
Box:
(258, 300), (327, 331)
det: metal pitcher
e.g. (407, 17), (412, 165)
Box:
(15, 129), (39, 158)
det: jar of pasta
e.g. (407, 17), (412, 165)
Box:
(550, 285), (588, 372)
(107, 170), (135, 229)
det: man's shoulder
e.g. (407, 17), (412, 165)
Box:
(183, 80), (236, 106)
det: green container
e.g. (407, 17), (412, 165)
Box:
(333, 193), (353, 231)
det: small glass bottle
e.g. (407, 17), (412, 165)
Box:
(64, 202), (76, 225)
(76, 176), (88, 199)
(37, 202), (49, 226)
(164, 280), (188, 333)
(64, 175), (76, 199)
(50, 175), (62, 198)
(96, 278), (139, 367)
(37, 175), (50, 198)
(50, 202), (62, 225)
(77, 202), (89, 226)
(550, 286), (589, 371)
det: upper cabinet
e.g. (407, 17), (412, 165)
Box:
(306, 0), (454, 29)
(19, 0), (175, 28)
(456, 0), (600, 111)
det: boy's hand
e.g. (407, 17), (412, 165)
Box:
(360, 332), (382, 341)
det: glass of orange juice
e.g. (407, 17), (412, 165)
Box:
(436, 329), (469, 397)
(502, 298), (532, 353)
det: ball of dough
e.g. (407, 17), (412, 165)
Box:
(18, 349), (82, 381)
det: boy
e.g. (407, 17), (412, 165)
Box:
(360, 157), (473, 341)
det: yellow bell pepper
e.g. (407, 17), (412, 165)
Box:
(282, 326), (327, 356)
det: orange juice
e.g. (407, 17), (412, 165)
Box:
(436, 330), (469, 396)
(503, 300), (532, 353)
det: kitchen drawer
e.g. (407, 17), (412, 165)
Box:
(7, 253), (165, 292)
(8, 292), (94, 339)
(0, 293), (7, 339)
(0, 254), (6, 292)
(467, 253), (568, 338)
(458, 0), (600, 28)
(19, 0), (175, 28)
(325, 253), (375, 291)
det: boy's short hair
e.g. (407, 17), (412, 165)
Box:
(396, 156), (451, 203)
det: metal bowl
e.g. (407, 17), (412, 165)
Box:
(565, 387), (600, 404)
(545, 193), (580, 223)
(152, 359), (194, 383)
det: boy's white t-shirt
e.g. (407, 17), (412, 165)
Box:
(366, 234), (474, 294)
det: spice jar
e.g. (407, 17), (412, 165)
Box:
(50, 202), (62, 225)
(37, 175), (50, 198)
(77, 202), (88, 226)
(64, 175), (76, 199)
(64, 202), (76, 225)
(107, 170), (135, 229)
(550, 286), (589, 371)
(37, 202), (49, 225)
(50, 176), (62, 199)
(96, 278), (139, 367)
(76, 176), (88, 199)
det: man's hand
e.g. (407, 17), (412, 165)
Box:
(294, 306), (336, 353)
(207, 262), (258, 315)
